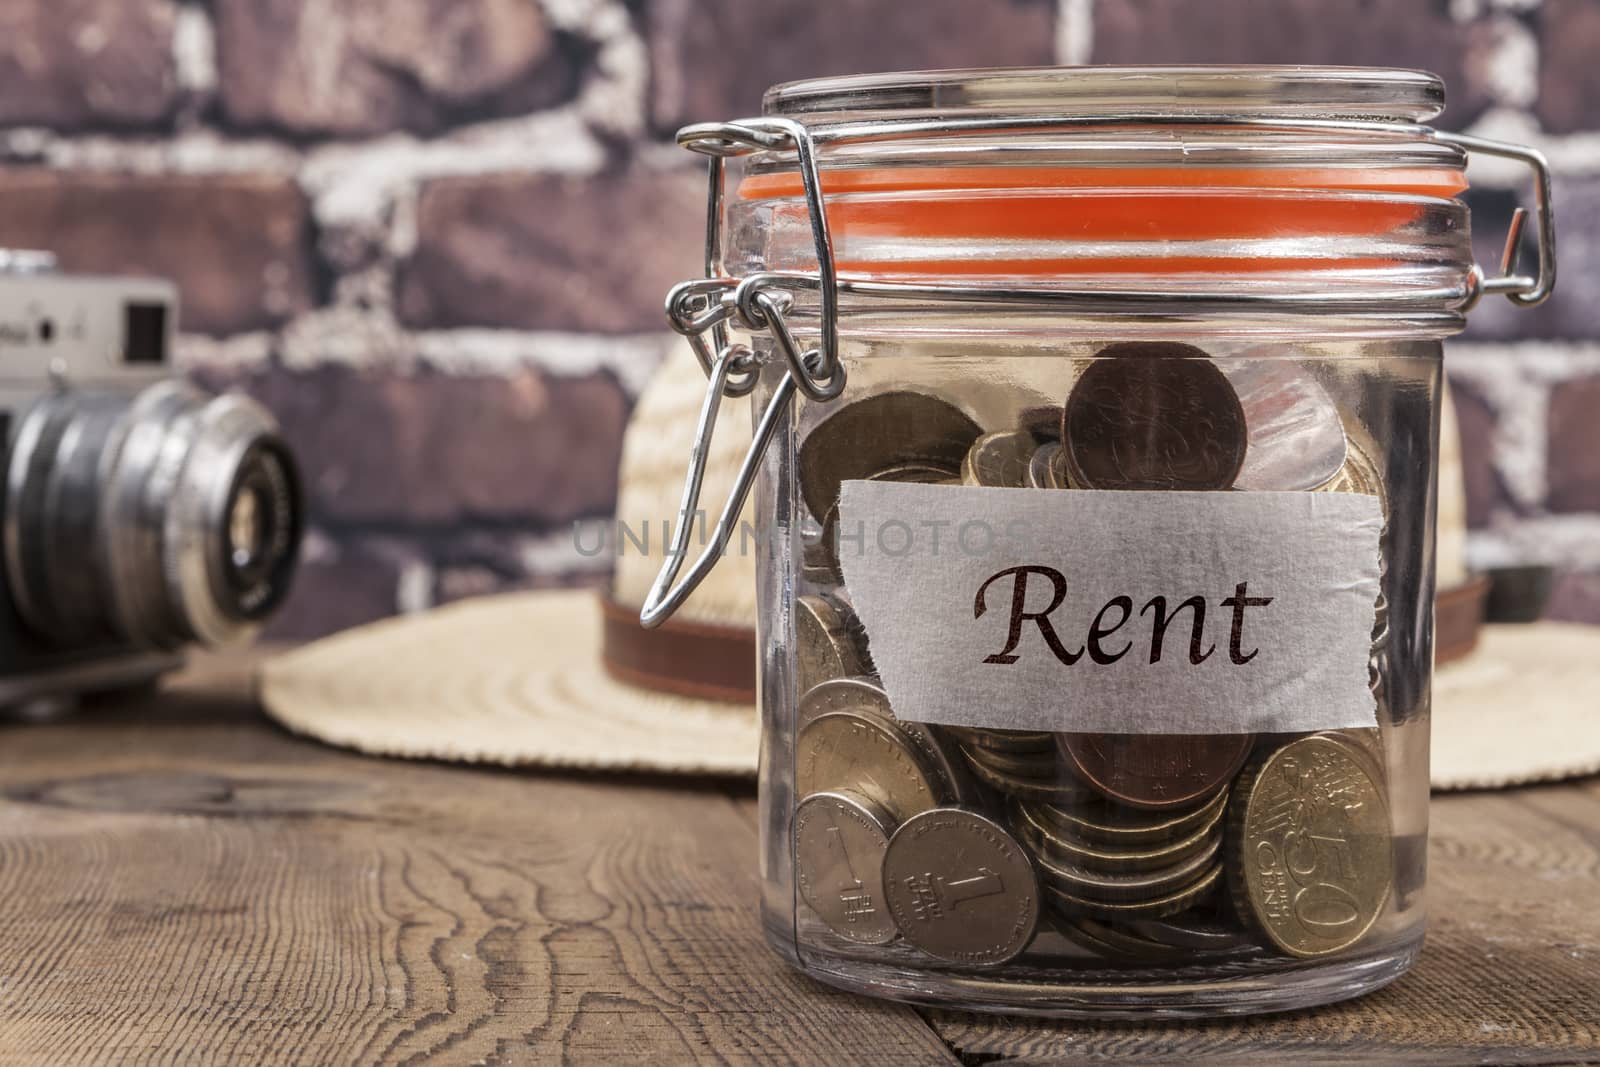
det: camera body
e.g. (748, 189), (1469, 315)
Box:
(0, 251), (302, 712)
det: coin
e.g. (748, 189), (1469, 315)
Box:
(1027, 826), (1222, 903)
(1121, 916), (1259, 954)
(1044, 861), (1222, 920)
(883, 808), (1040, 966)
(1230, 733), (1394, 958)
(962, 754), (1097, 803)
(1064, 917), (1184, 960)
(808, 461), (962, 584)
(798, 390), (982, 520)
(1067, 918), (1263, 962)
(794, 790), (899, 945)
(798, 676), (975, 804)
(961, 743), (1057, 780)
(1059, 733), (1254, 811)
(1011, 796), (1226, 874)
(795, 595), (868, 697)
(1032, 787), (1230, 846)
(945, 725), (1056, 754)
(963, 430), (1036, 488)
(1061, 341), (1247, 491)
(797, 711), (941, 821)
(1026, 441), (1070, 489)
(1224, 359), (1348, 492)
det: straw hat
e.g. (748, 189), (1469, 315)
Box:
(260, 340), (761, 776)
(260, 349), (1600, 790)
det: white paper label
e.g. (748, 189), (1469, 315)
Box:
(836, 483), (1383, 734)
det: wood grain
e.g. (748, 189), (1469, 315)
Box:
(0, 656), (955, 1066)
(930, 780), (1600, 1066)
(1, 653), (1597, 1065)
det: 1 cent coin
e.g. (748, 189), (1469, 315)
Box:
(1230, 733), (1394, 958)
(1061, 341), (1247, 491)
(883, 808), (1040, 966)
(1059, 733), (1254, 811)
(794, 790), (899, 945)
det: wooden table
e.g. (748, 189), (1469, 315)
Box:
(0, 654), (1596, 1065)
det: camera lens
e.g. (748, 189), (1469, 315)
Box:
(4, 382), (303, 650)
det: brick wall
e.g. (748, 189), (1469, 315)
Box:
(0, 0), (1596, 637)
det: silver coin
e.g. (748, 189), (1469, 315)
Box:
(1012, 796), (1228, 874)
(798, 676), (976, 804)
(797, 711), (941, 821)
(794, 790), (899, 945)
(883, 808), (1040, 966)
(1026, 441), (1070, 489)
(1024, 822), (1223, 902)
(1224, 360), (1348, 493)
(795, 594), (868, 697)
(963, 430), (1036, 488)
(1044, 861), (1223, 920)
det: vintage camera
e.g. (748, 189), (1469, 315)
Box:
(0, 250), (303, 713)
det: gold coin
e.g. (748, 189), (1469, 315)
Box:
(1012, 798), (1225, 874)
(1045, 862), (1222, 920)
(1033, 788), (1230, 846)
(1230, 733), (1394, 958)
(797, 711), (941, 822)
(963, 430), (1036, 488)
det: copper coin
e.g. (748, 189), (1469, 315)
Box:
(1060, 341), (1246, 491)
(1058, 733), (1254, 811)
(798, 390), (981, 520)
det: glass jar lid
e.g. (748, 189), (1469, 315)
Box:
(764, 66), (1445, 124)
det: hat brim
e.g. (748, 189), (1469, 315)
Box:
(260, 589), (759, 777)
(1431, 622), (1600, 791)
(262, 594), (1600, 791)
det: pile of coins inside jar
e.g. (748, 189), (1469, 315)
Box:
(791, 342), (1396, 969)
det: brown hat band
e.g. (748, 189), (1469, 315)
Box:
(1437, 575), (1490, 667)
(600, 592), (758, 704)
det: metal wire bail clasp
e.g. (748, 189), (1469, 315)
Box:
(640, 118), (845, 628)
(1435, 130), (1557, 308)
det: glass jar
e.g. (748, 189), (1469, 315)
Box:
(642, 67), (1555, 1017)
